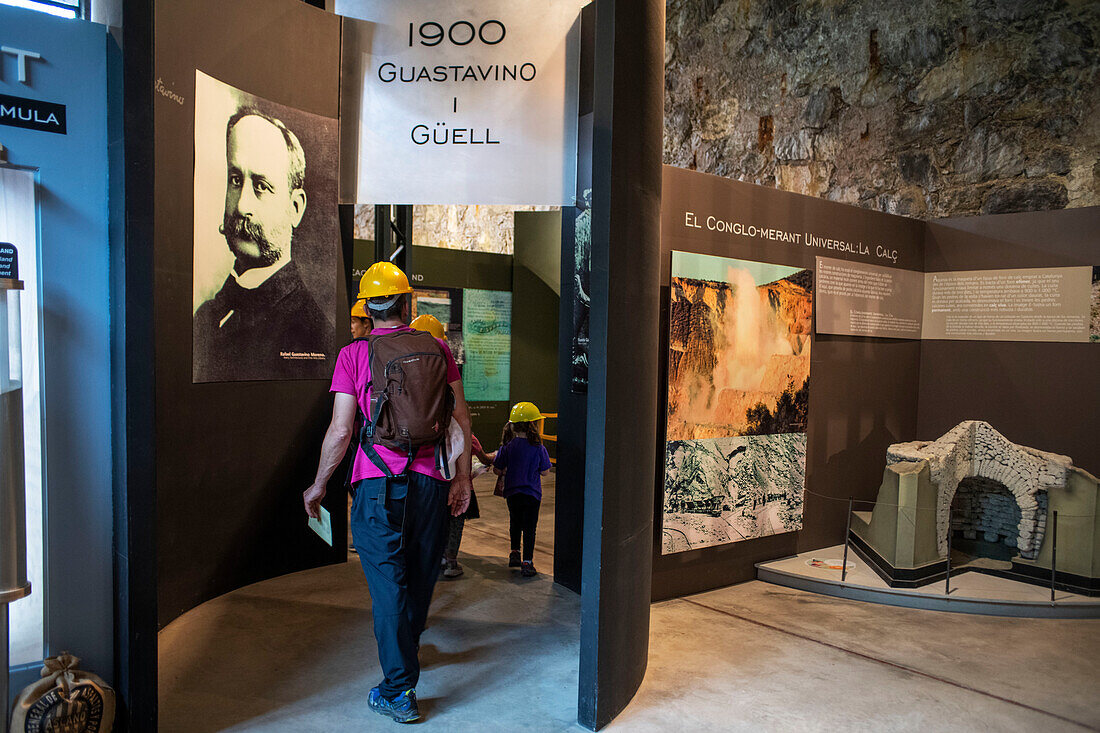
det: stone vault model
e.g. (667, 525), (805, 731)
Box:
(849, 421), (1100, 595)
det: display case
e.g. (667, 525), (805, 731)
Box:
(0, 277), (28, 604)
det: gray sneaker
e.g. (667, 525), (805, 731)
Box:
(443, 559), (464, 578)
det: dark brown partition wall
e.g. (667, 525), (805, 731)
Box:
(153, 0), (346, 627)
(652, 166), (926, 601)
(578, 0), (665, 728)
(920, 208), (1100, 473)
(651, 173), (1098, 603)
(555, 1), (596, 597)
(119, 0), (157, 725)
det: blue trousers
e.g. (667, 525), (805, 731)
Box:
(350, 472), (450, 697)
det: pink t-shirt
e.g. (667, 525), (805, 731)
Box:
(330, 325), (461, 482)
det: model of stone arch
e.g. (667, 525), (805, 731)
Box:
(849, 421), (1099, 594)
(886, 421), (1068, 560)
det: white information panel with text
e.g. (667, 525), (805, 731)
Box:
(337, 0), (584, 205)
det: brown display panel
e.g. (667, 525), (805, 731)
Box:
(153, 0), (344, 627)
(919, 208), (1100, 476)
(653, 166), (925, 601)
(577, 0), (664, 728)
(655, 173), (1098, 602)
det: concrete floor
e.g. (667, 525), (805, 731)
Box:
(160, 472), (1100, 731)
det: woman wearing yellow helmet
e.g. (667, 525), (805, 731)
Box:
(350, 299), (372, 340)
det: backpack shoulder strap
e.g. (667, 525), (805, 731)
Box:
(356, 332), (416, 479)
(360, 339), (384, 438)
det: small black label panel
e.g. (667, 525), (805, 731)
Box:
(0, 243), (18, 280)
(0, 93), (67, 134)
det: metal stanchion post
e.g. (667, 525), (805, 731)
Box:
(1050, 510), (1058, 605)
(945, 514), (953, 596)
(841, 497), (854, 583)
(2, 603), (7, 733)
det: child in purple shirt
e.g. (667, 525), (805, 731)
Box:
(493, 411), (552, 577)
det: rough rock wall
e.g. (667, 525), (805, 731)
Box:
(353, 204), (557, 254)
(665, 0), (1100, 217)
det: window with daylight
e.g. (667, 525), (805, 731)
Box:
(0, 0), (80, 20)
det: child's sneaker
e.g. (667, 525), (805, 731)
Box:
(508, 550), (522, 567)
(521, 561), (537, 577)
(368, 687), (419, 723)
(443, 559), (464, 578)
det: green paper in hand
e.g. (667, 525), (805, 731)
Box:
(308, 505), (332, 547)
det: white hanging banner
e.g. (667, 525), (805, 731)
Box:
(337, 0), (583, 206)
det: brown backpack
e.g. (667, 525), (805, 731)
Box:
(359, 329), (453, 474)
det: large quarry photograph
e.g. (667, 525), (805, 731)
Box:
(662, 251), (812, 554)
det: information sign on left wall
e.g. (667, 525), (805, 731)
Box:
(192, 70), (339, 382)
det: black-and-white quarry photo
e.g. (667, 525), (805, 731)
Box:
(192, 70), (338, 383)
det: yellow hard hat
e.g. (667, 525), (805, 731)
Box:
(358, 261), (413, 301)
(411, 313), (445, 340)
(509, 401), (543, 423)
(350, 300), (369, 319)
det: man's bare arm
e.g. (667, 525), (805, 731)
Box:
(303, 392), (357, 519)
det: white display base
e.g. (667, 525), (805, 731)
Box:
(756, 545), (1100, 618)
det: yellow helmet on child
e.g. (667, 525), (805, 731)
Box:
(411, 314), (445, 340)
(350, 300), (369, 319)
(358, 262), (413, 301)
(509, 401), (543, 423)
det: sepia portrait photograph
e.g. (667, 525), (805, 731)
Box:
(192, 70), (338, 383)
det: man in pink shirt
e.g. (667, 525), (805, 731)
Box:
(303, 263), (472, 723)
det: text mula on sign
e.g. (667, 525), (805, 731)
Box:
(0, 93), (66, 134)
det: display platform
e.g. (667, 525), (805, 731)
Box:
(756, 546), (1100, 619)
